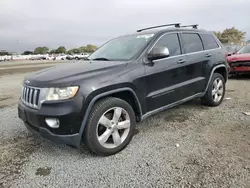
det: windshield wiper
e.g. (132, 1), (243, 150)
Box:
(92, 57), (110, 61)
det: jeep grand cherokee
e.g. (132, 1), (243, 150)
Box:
(18, 23), (228, 156)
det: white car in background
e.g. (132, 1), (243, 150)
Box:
(46, 56), (55, 60)
(0, 55), (11, 61)
(74, 53), (90, 60)
(55, 54), (67, 60)
(66, 53), (89, 60)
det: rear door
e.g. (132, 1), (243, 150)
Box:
(179, 33), (208, 96)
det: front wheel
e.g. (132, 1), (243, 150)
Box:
(201, 73), (225, 106)
(83, 97), (136, 156)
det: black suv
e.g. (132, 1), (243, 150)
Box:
(18, 23), (228, 156)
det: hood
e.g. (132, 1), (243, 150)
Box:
(24, 60), (128, 87)
(227, 53), (250, 62)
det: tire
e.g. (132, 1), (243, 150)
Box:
(83, 97), (136, 156)
(201, 73), (225, 106)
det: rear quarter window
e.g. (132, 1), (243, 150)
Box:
(200, 34), (219, 50)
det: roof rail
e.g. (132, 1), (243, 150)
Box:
(137, 23), (180, 32)
(180, 24), (198, 29)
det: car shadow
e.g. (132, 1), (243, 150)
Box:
(136, 98), (210, 134)
(229, 74), (250, 80)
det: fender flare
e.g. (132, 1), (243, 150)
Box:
(76, 87), (142, 146)
(203, 64), (227, 95)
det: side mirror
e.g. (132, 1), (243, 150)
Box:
(147, 46), (170, 61)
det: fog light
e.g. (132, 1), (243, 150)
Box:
(45, 118), (60, 128)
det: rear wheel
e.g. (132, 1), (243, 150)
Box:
(83, 97), (136, 156)
(201, 73), (225, 106)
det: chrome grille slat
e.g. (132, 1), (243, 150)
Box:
(21, 85), (40, 109)
(24, 87), (27, 102)
(22, 86), (25, 100)
(33, 89), (38, 105)
(29, 88), (31, 104)
(27, 88), (30, 103)
(26, 87), (29, 102)
(28, 88), (31, 103)
(29, 88), (33, 104)
(21, 86), (24, 100)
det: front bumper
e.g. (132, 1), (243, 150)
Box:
(229, 61), (250, 73)
(18, 99), (83, 147)
(24, 121), (80, 146)
(230, 66), (250, 73)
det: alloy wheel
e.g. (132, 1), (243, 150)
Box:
(96, 107), (131, 149)
(212, 78), (224, 102)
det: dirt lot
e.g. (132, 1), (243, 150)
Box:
(0, 62), (250, 188)
(0, 60), (67, 107)
(0, 60), (67, 76)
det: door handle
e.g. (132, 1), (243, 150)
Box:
(205, 54), (212, 57)
(177, 59), (186, 64)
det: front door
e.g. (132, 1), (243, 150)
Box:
(144, 33), (189, 112)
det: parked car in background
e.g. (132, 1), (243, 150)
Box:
(227, 44), (250, 76)
(18, 23), (228, 156)
(29, 55), (47, 60)
(66, 53), (90, 60)
(66, 55), (75, 60)
(54, 54), (67, 60)
(29, 56), (39, 60)
(46, 55), (55, 60)
(224, 44), (241, 55)
(75, 53), (90, 60)
(0, 55), (11, 61)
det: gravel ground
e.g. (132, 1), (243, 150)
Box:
(0, 72), (250, 187)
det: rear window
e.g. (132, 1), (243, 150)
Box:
(182, 33), (203, 53)
(200, 34), (219, 50)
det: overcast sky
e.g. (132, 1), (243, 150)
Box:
(0, 0), (249, 52)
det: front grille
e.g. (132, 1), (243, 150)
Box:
(231, 61), (250, 67)
(21, 85), (40, 109)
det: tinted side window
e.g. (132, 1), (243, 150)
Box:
(154, 33), (181, 56)
(182, 33), (203, 53)
(200, 34), (219, 50)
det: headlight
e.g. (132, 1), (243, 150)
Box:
(45, 86), (79, 101)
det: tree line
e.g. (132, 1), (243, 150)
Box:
(0, 51), (10, 56)
(213, 27), (246, 44)
(22, 44), (98, 55)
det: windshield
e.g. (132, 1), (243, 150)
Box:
(237, 45), (250, 54)
(88, 34), (155, 61)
